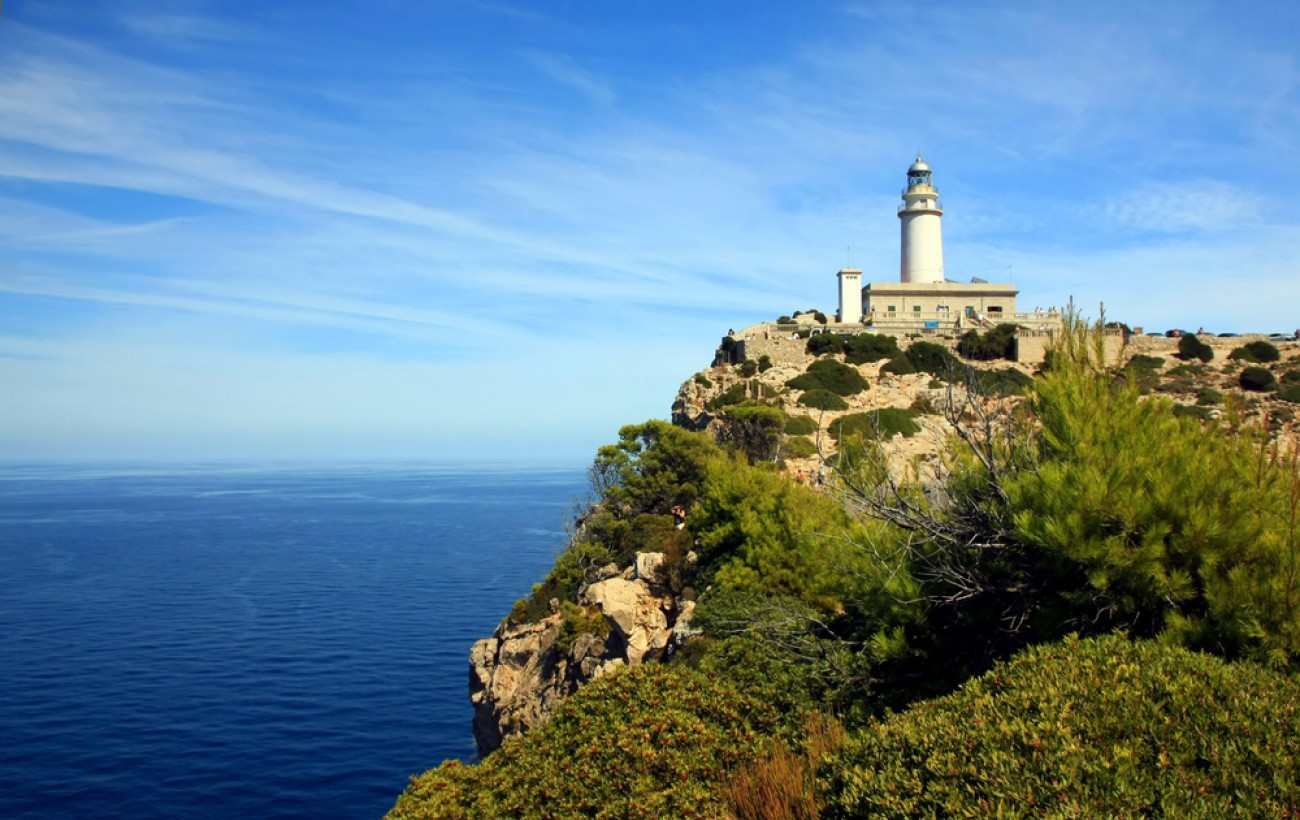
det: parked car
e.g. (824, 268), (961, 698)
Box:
(1217, 332), (1240, 337)
(1164, 329), (1188, 338)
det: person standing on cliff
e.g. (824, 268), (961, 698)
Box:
(670, 505), (687, 530)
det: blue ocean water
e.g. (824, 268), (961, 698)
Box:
(0, 462), (588, 819)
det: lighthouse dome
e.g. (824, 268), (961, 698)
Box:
(908, 155), (931, 173)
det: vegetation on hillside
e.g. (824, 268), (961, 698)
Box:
(393, 320), (1300, 817)
(823, 634), (1300, 817)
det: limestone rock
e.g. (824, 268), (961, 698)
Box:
(584, 576), (673, 665)
(469, 614), (610, 755)
(468, 552), (690, 754)
(634, 551), (671, 587)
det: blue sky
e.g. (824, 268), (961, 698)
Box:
(2, 1), (1298, 463)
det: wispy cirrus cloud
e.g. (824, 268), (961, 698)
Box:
(524, 52), (616, 107)
(3, 1), (1300, 460)
(1101, 181), (1263, 234)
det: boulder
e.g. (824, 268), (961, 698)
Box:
(469, 615), (610, 755)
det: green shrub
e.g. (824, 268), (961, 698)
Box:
(1244, 340), (1281, 362)
(843, 333), (900, 365)
(972, 367), (1033, 397)
(1125, 354), (1165, 371)
(797, 389), (848, 411)
(693, 372), (713, 388)
(705, 382), (749, 411)
(786, 359), (868, 396)
(780, 436), (817, 459)
(508, 538), (613, 624)
(757, 355), (773, 373)
(1281, 369), (1300, 386)
(956, 323), (1018, 361)
(389, 664), (781, 819)
(1154, 375), (1196, 395)
(784, 415), (818, 436)
(822, 635), (1300, 817)
(1228, 341), (1279, 363)
(1196, 387), (1223, 406)
(1166, 362), (1206, 377)
(1279, 386), (1300, 404)
(805, 333), (845, 356)
(904, 341), (961, 376)
(1176, 332), (1214, 362)
(554, 601), (610, 653)
(878, 354), (917, 376)
(1239, 366), (1277, 392)
(776, 315), (793, 325)
(830, 408), (920, 443)
(737, 360), (758, 377)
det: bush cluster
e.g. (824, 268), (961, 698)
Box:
(1229, 340), (1281, 363)
(904, 341), (961, 376)
(400, 321), (1300, 818)
(878, 354), (916, 376)
(1239, 366), (1277, 392)
(390, 664), (781, 819)
(797, 389), (848, 411)
(823, 634), (1300, 817)
(705, 382), (748, 411)
(717, 402), (785, 464)
(786, 359), (868, 396)
(972, 367), (1033, 397)
(783, 415), (818, 436)
(843, 333), (899, 365)
(829, 409), (920, 443)
(780, 436), (817, 459)
(956, 323), (1018, 361)
(805, 333), (845, 356)
(1176, 332), (1214, 362)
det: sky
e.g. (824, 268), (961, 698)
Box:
(1, 1), (1298, 463)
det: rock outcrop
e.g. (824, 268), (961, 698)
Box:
(468, 551), (694, 755)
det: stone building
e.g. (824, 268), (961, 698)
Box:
(836, 155), (1061, 337)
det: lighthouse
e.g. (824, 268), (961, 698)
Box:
(898, 154), (945, 284)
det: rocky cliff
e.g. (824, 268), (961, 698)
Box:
(465, 324), (1300, 756)
(469, 552), (697, 754)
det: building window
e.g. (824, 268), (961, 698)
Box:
(887, 305), (896, 313)
(988, 306), (1003, 314)
(913, 305), (922, 313)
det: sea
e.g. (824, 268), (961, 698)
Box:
(0, 462), (590, 819)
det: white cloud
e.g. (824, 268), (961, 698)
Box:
(3, 1), (1300, 459)
(524, 52), (616, 107)
(1101, 181), (1262, 234)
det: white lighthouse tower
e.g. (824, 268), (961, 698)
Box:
(898, 154), (945, 284)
